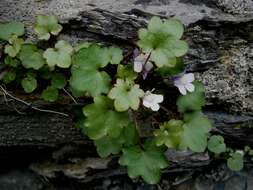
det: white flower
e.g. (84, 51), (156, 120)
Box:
(173, 73), (195, 95)
(142, 91), (164, 111)
(134, 54), (153, 73)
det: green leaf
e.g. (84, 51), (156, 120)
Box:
(43, 40), (73, 69)
(207, 135), (226, 154)
(74, 42), (92, 52)
(154, 119), (184, 148)
(137, 16), (188, 68)
(94, 123), (138, 157)
(2, 69), (16, 84)
(0, 21), (25, 41)
(107, 47), (123, 65)
(21, 76), (37, 93)
(4, 56), (20, 67)
(119, 140), (168, 184)
(157, 58), (185, 77)
(180, 111), (212, 152)
(163, 19), (184, 39)
(176, 81), (205, 113)
(117, 64), (137, 81)
(108, 79), (144, 112)
(38, 66), (53, 79)
(41, 86), (59, 102)
(4, 35), (24, 57)
(18, 44), (46, 70)
(51, 73), (66, 89)
(34, 15), (62, 40)
(227, 152), (244, 171)
(70, 45), (111, 97)
(82, 96), (131, 140)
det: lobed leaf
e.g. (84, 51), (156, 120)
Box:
(108, 79), (144, 112)
(43, 40), (73, 69)
(34, 15), (62, 40)
(119, 140), (168, 184)
(137, 16), (188, 68)
(70, 45), (112, 97)
(18, 44), (46, 70)
(82, 96), (131, 140)
(0, 21), (25, 41)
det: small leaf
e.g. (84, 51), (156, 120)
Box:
(119, 140), (168, 184)
(207, 135), (226, 154)
(163, 19), (184, 39)
(94, 124), (138, 157)
(74, 42), (92, 52)
(18, 44), (46, 70)
(117, 64), (137, 81)
(176, 81), (205, 113)
(157, 58), (184, 77)
(41, 86), (59, 102)
(21, 76), (37, 93)
(82, 96), (131, 140)
(43, 40), (73, 69)
(0, 21), (25, 40)
(34, 15), (62, 40)
(70, 45), (111, 97)
(137, 16), (188, 68)
(180, 111), (212, 152)
(227, 152), (244, 171)
(51, 73), (66, 89)
(154, 119), (184, 148)
(4, 56), (20, 67)
(107, 47), (123, 65)
(108, 79), (144, 112)
(4, 35), (24, 57)
(2, 69), (16, 84)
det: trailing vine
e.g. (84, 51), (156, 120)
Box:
(0, 15), (246, 184)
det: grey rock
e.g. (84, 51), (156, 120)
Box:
(224, 175), (247, 190)
(0, 170), (46, 190)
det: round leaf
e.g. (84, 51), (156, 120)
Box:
(18, 44), (46, 70)
(41, 86), (59, 102)
(0, 21), (24, 40)
(227, 152), (244, 171)
(207, 135), (226, 154)
(21, 76), (37, 93)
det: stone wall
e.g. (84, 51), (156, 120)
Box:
(0, 0), (253, 189)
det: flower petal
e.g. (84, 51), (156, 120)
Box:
(176, 85), (187, 95)
(134, 61), (143, 73)
(185, 83), (195, 92)
(184, 73), (194, 83)
(151, 103), (160, 111)
(154, 94), (164, 103)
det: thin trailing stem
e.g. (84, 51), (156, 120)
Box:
(0, 85), (69, 117)
(62, 87), (78, 104)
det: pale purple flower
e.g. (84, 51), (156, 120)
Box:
(173, 73), (195, 95)
(133, 53), (153, 73)
(142, 91), (164, 111)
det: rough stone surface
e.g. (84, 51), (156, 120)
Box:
(1, 0), (253, 189)
(196, 44), (253, 114)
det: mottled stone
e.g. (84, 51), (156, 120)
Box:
(196, 45), (253, 114)
(217, 0), (253, 14)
